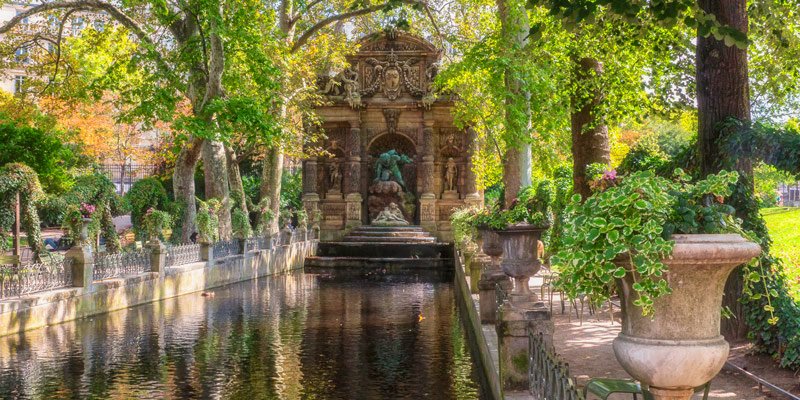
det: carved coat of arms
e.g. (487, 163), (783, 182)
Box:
(362, 50), (425, 100)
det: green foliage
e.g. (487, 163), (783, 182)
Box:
(37, 194), (69, 227)
(254, 198), (274, 235)
(450, 206), (480, 249)
(0, 120), (82, 193)
(62, 205), (86, 245)
(0, 163), (45, 261)
(231, 207), (252, 239)
(125, 178), (169, 240)
(196, 198), (221, 243)
(143, 208), (172, 241)
(554, 170), (741, 316)
(713, 119), (800, 369)
(280, 169), (302, 212)
(754, 163), (794, 208)
(545, 165), (574, 258)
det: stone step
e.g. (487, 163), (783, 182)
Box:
(317, 242), (453, 259)
(344, 231), (432, 238)
(341, 236), (437, 243)
(304, 256), (451, 269)
(350, 226), (426, 233)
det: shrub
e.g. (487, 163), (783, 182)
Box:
(125, 178), (168, 240)
(232, 207), (252, 239)
(196, 198), (221, 243)
(0, 121), (83, 193)
(143, 208), (172, 241)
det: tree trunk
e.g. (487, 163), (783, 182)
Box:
(173, 138), (203, 243)
(696, 0), (751, 340)
(260, 147), (283, 234)
(497, 0), (532, 208)
(227, 146), (248, 216)
(203, 140), (232, 240)
(571, 57), (610, 200)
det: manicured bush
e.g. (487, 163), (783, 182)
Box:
(125, 177), (169, 240)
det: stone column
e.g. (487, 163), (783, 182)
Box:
(419, 116), (437, 231)
(148, 239), (167, 278)
(302, 157), (321, 232)
(345, 119), (363, 228)
(200, 241), (213, 262)
(66, 244), (94, 292)
(464, 126), (482, 207)
(497, 303), (554, 391)
(302, 158), (318, 195)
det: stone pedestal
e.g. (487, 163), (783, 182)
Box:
(441, 190), (459, 200)
(478, 271), (512, 324)
(497, 302), (554, 391)
(469, 257), (487, 295)
(345, 192), (363, 229)
(419, 193), (437, 231)
(66, 244), (94, 292)
(148, 240), (167, 278)
(200, 242), (213, 262)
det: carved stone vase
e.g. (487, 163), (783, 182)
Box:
(479, 228), (503, 270)
(496, 224), (547, 305)
(79, 218), (92, 246)
(612, 234), (761, 400)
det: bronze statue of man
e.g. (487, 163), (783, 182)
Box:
(374, 149), (412, 190)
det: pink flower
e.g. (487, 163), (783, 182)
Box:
(602, 169), (617, 181)
(80, 203), (96, 218)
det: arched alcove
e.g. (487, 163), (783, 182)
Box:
(366, 132), (417, 195)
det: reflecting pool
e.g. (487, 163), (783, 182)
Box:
(0, 272), (482, 399)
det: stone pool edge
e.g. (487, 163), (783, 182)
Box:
(453, 248), (504, 400)
(0, 240), (317, 337)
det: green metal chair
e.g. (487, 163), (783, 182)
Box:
(583, 378), (710, 400)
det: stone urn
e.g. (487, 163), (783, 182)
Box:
(479, 228), (503, 270)
(79, 217), (92, 246)
(496, 224), (548, 304)
(612, 234), (761, 400)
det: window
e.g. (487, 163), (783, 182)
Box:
(14, 46), (28, 63)
(93, 20), (105, 32)
(13, 76), (25, 94)
(71, 17), (84, 36)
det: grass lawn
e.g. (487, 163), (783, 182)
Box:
(762, 207), (800, 301)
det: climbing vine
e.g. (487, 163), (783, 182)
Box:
(0, 163), (45, 262)
(716, 119), (800, 368)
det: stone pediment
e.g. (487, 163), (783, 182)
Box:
(355, 30), (440, 56)
(318, 29), (442, 108)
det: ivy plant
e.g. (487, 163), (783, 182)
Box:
(554, 169), (741, 316)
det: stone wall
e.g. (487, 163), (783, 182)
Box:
(0, 240), (317, 337)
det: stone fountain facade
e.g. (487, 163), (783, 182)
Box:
(303, 30), (482, 241)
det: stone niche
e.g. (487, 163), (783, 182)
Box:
(303, 29), (482, 242)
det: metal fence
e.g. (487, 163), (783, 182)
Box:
(528, 331), (584, 400)
(98, 163), (159, 194)
(213, 240), (239, 259)
(165, 243), (202, 267)
(0, 258), (74, 300)
(94, 249), (152, 281)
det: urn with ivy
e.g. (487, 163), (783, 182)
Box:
(556, 169), (762, 400)
(495, 183), (552, 305)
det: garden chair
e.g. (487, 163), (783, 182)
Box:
(583, 378), (710, 400)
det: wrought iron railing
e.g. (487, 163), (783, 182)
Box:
(528, 331), (584, 400)
(213, 240), (239, 259)
(0, 258), (74, 300)
(165, 243), (201, 267)
(94, 249), (152, 281)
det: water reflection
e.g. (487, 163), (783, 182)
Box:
(0, 272), (481, 399)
